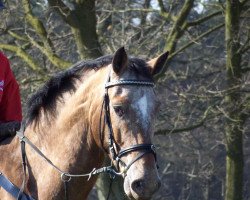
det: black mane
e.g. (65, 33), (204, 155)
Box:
(26, 55), (152, 125)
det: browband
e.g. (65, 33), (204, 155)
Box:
(105, 80), (154, 89)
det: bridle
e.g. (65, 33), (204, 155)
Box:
(103, 76), (158, 176)
(14, 75), (158, 200)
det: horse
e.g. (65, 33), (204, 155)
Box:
(0, 47), (168, 200)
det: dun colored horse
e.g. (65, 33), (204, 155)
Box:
(0, 47), (168, 200)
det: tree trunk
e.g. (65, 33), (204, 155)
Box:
(225, 1), (244, 200)
(71, 0), (103, 59)
(48, 0), (103, 59)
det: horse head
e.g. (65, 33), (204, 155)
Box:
(100, 47), (168, 200)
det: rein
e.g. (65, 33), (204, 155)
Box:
(15, 77), (158, 200)
(16, 130), (120, 200)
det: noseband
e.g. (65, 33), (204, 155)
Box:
(103, 77), (158, 175)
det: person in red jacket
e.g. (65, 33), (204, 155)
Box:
(0, 51), (22, 142)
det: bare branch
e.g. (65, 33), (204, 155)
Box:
(155, 107), (212, 135)
(47, 0), (79, 27)
(187, 11), (222, 27)
(164, 0), (195, 55)
(99, 8), (176, 21)
(0, 43), (45, 75)
(21, 0), (71, 68)
(155, 23), (224, 81)
(22, 0), (54, 50)
(171, 23), (224, 59)
(7, 30), (29, 42)
(26, 33), (72, 69)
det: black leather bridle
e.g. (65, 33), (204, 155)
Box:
(103, 76), (158, 176)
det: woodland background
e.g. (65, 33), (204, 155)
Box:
(0, 0), (249, 199)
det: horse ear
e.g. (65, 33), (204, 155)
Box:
(147, 52), (169, 76)
(112, 47), (128, 74)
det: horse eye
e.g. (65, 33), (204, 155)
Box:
(113, 106), (125, 117)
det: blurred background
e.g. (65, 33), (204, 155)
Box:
(0, 0), (249, 199)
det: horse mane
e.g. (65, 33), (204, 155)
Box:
(26, 54), (152, 125)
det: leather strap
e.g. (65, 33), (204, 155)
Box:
(118, 144), (156, 160)
(0, 172), (34, 200)
(105, 80), (154, 88)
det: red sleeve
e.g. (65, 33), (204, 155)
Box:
(0, 52), (22, 122)
(3, 80), (23, 121)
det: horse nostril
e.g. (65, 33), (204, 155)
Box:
(131, 179), (144, 193)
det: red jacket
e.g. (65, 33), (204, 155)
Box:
(0, 52), (22, 122)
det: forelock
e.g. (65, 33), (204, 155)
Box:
(128, 58), (153, 81)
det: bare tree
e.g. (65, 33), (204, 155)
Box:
(225, 0), (249, 199)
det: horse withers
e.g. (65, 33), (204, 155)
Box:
(0, 47), (168, 200)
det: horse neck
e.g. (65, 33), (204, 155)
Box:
(25, 66), (109, 173)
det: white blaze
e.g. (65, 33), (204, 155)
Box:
(132, 94), (152, 131)
(138, 95), (148, 121)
